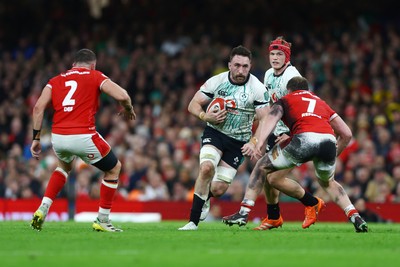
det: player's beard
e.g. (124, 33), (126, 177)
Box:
(233, 74), (246, 83)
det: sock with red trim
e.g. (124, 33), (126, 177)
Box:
(239, 198), (255, 215)
(98, 179), (118, 222)
(44, 167), (68, 200)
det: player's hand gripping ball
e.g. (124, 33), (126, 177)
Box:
(206, 97), (226, 113)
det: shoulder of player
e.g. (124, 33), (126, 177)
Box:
(207, 71), (229, 84)
(91, 69), (108, 77)
(282, 65), (301, 77)
(199, 71), (228, 93)
(264, 68), (274, 77)
(248, 73), (266, 88)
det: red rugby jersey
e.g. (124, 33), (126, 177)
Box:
(277, 90), (337, 135)
(47, 67), (108, 134)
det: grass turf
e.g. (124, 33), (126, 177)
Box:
(1, 221), (399, 267)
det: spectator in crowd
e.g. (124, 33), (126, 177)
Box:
(365, 168), (395, 203)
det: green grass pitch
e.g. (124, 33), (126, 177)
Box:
(1, 221), (399, 267)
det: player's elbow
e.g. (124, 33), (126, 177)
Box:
(187, 100), (197, 115)
(33, 103), (45, 117)
(339, 127), (352, 145)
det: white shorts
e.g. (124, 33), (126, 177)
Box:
(51, 132), (111, 165)
(268, 132), (337, 181)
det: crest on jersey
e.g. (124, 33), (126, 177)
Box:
(239, 92), (248, 102)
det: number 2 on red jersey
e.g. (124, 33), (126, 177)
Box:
(62, 80), (77, 112)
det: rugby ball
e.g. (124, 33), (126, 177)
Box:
(206, 98), (226, 113)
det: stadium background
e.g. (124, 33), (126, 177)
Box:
(0, 0), (399, 222)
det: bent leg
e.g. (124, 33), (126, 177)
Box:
(267, 171), (305, 199)
(264, 169), (293, 205)
(262, 169), (292, 222)
(318, 179), (352, 211)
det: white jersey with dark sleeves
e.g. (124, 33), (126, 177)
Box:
(200, 71), (269, 142)
(264, 65), (301, 136)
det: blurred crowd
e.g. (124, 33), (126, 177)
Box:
(0, 1), (400, 208)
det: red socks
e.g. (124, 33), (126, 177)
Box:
(44, 168), (67, 200)
(99, 180), (118, 209)
(347, 209), (358, 219)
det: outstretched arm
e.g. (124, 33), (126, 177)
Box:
(253, 103), (284, 157)
(101, 79), (136, 120)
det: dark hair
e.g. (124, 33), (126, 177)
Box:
(230, 45), (252, 61)
(287, 76), (309, 91)
(74, 48), (96, 63)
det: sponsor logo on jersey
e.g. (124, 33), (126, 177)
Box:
(61, 70), (90, 77)
(217, 90), (228, 96)
(302, 112), (322, 119)
(203, 138), (212, 143)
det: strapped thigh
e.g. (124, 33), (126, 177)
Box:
(199, 145), (221, 168)
(213, 166), (237, 184)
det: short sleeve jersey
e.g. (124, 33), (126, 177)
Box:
(200, 71), (269, 142)
(47, 67), (109, 134)
(277, 90), (338, 136)
(264, 65), (301, 136)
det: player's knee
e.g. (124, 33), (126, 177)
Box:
(199, 161), (215, 178)
(255, 156), (273, 172)
(107, 160), (122, 176)
(315, 168), (334, 186)
(93, 150), (119, 173)
(210, 182), (229, 197)
(266, 173), (282, 187)
(317, 178), (330, 188)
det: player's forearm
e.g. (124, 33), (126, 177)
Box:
(102, 80), (132, 109)
(255, 105), (282, 143)
(114, 88), (133, 110)
(32, 107), (44, 130)
(330, 115), (352, 156)
(188, 100), (205, 120)
(255, 116), (277, 144)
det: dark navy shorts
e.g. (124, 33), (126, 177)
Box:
(201, 126), (246, 169)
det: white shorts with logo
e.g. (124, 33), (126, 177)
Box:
(51, 132), (111, 165)
(268, 132), (337, 181)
